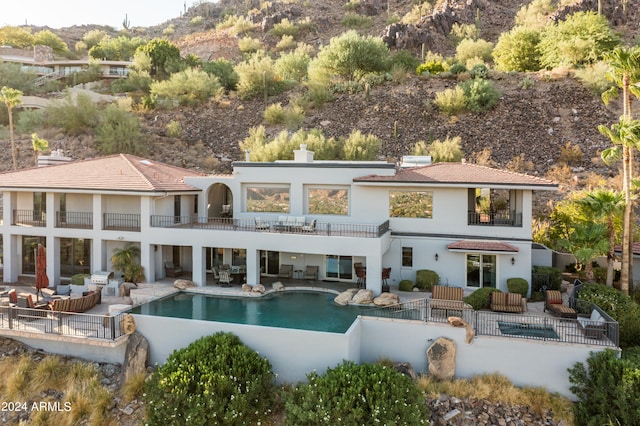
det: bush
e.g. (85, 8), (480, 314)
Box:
(201, 58), (239, 91)
(45, 92), (99, 135)
(455, 38), (493, 64)
(428, 136), (465, 163)
(416, 60), (445, 76)
(263, 103), (305, 130)
(539, 11), (621, 68)
(341, 129), (381, 160)
(448, 63), (467, 75)
(506, 278), (529, 298)
(493, 26), (542, 72)
(238, 36), (262, 54)
(275, 34), (297, 52)
(236, 52), (292, 100)
(574, 61), (614, 96)
(95, 104), (145, 155)
(568, 349), (640, 426)
(150, 68), (223, 107)
(274, 47), (311, 82)
(464, 288), (501, 310)
(145, 332), (275, 426)
(390, 49), (421, 72)
(285, 361), (428, 425)
(468, 63), (489, 79)
(532, 265), (562, 291)
(399, 280), (414, 292)
(342, 13), (372, 29)
(434, 86), (466, 116)
(269, 18), (299, 38)
(415, 270), (439, 291)
(16, 109), (45, 134)
(70, 274), (90, 285)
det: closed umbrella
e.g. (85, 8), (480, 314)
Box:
(35, 244), (49, 301)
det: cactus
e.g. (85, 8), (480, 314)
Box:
(122, 13), (131, 30)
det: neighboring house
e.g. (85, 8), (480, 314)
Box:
(0, 45), (132, 85)
(0, 148), (557, 294)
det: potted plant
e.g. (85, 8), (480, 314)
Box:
(111, 243), (145, 284)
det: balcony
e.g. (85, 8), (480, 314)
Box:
(13, 209), (46, 227)
(150, 215), (389, 238)
(468, 211), (522, 227)
(103, 213), (140, 232)
(56, 211), (93, 229)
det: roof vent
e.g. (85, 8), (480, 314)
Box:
(37, 149), (72, 167)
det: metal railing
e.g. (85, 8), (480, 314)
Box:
(13, 209), (46, 227)
(150, 215), (390, 238)
(103, 213), (140, 232)
(467, 211), (522, 227)
(364, 297), (618, 347)
(56, 211), (93, 229)
(0, 306), (126, 340)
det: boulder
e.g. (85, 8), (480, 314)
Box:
(334, 289), (358, 305)
(392, 362), (417, 380)
(121, 313), (136, 334)
(119, 282), (137, 297)
(173, 279), (195, 290)
(427, 337), (456, 380)
(251, 284), (266, 294)
(373, 292), (400, 306)
(448, 316), (476, 344)
(272, 281), (285, 290)
(120, 331), (149, 383)
(352, 289), (374, 304)
(242, 284), (252, 292)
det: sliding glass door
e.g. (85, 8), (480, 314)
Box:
(466, 254), (496, 288)
(325, 255), (353, 280)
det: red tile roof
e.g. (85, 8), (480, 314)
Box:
(354, 162), (557, 188)
(447, 240), (520, 253)
(0, 154), (204, 192)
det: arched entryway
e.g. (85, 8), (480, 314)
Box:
(207, 183), (233, 218)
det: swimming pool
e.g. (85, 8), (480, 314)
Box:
(129, 291), (370, 333)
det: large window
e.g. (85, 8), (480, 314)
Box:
(246, 186), (290, 213)
(466, 254), (496, 288)
(60, 238), (91, 276)
(260, 251), (280, 275)
(326, 255), (353, 280)
(389, 191), (433, 218)
(21, 236), (45, 275)
(307, 187), (349, 215)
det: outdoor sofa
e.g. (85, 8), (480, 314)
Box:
(49, 288), (102, 313)
(430, 285), (471, 310)
(490, 291), (527, 313)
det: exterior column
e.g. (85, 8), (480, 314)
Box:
(1, 193), (16, 283)
(192, 245), (206, 287)
(140, 243), (153, 284)
(246, 248), (260, 285)
(365, 257), (382, 295)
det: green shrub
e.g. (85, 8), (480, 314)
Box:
(568, 349), (640, 426)
(573, 61), (614, 96)
(166, 120), (182, 138)
(592, 266), (607, 284)
(274, 46), (311, 82)
(150, 68), (223, 107)
(455, 38), (493, 64)
(342, 13), (372, 29)
(45, 92), (100, 135)
(238, 36), (262, 53)
(416, 60), (445, 76)
(269, 18), (299, 38)
(190, 15), (204, 26)
(70, 274), (90, 285)
(390, 49), (421, 72)
(468, 63), (489, 79)
(464, 288), (501, 310)
(506, 278), (529, 298)
(202, 58), (239, 91)
(493, 26), (542, 72)
(415, 270), (439, 291)
(285, 361), (428, 425)
(275, 34), (297, 52)
(16, 109), (45, 134)
(236, 52), (292, 100)
(617, 304), (640, 349)
(448, 63), (467, 75)
(434, 86), (466, 116)
(399, 280), (414, 292)
(95, 104), (145, 155)
(342, 129), (381, 160)
(263, 103), (305, 130)
(428, 135), (465, 162)
(532, 266), (562, 291)
(145, 332), (275, 426)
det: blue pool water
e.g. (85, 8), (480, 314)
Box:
(129, 291), (369, 333)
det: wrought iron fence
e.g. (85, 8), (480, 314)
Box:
(363, 297), (618, 347)
(56, 211), (93, 229)
(467, 211), (522, 227)
(103, 213), (140, 232)
(150, 215), (389, 238)
(13, 209), (46, 227)
(0, 306), (126, 340)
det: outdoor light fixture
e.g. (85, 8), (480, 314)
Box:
(511, 257), (515, 265)
(435, 253), (439, 261)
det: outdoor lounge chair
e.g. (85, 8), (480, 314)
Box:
(164, 262), (183, 278)
(577, 309), (607, 339)
(218, 270), (232, 287)
(255, 217), (270, 231)
(17, 292), (49, 310)
(303, 265), (319, 281)
(544, 290), (577, 319)
(278, 264), (293, 279)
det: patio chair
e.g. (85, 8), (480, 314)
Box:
(218, 270), (232, 287)
(544, 290), (577, 319)
(301, 219), (316, 233)
(164, 261), (183, 278)
(255, 217), (270, 231)
(303, 265), (319, 281)
(278, 264), (293, 279)
(354, 263), (366, 288)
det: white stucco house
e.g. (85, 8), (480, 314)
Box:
(0, 147), (557, 295)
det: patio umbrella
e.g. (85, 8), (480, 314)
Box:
(35, 244), (49, 301)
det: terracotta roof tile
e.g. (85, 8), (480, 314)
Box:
(0, 154), (204, 192)
(354, 162), (557, 188)
(447, 240), (520, 253)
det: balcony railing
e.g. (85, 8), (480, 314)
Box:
(150, 215), (390, 238)
(56, 211), (93, 229)
(13, 209), (46, 227)
(364, 298), (618, 347)
(103, 213), (140, 232)
(468, 211), (522, 227)
(0, 306), (126, 340)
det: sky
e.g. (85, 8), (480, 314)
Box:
(1, 0), (200, 29)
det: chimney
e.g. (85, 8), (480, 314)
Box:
(245, 149), (251, 162)
(38, 149), (72, 167)
(293, 144), (314, 163)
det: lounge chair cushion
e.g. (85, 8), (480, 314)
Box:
(490, 292), (526, 313)
(544, 290), (577, 318)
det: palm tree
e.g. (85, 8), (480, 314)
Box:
(600, 46), (640, 295)
(111, 243), (145, 283)
(559, 222), (609, 282)
(31, 133), (48, 166)
(0, 86), (23, 170)
(577, 188), (625, 287)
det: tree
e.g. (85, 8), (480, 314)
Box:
(33, 30), (68, 54)
(559, 222), (609, 281)
(539, 11), (620, 68)
(599, 45), (640, 295)
(0, 86), (23, 170)
(111, 243), (144, 283)
(137, 39), (181, 79)
(577, 188), (624, 286)
(31, 133), (48, 166)
(0, 26), (34, 48)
